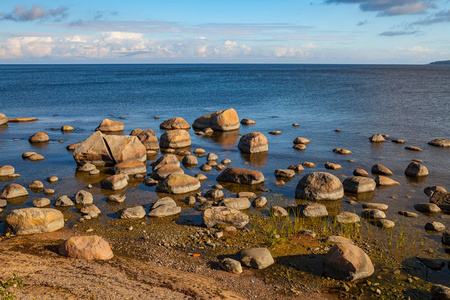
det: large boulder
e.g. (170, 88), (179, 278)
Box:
(323, 243), (374, 281)
(160, 130), (191, 148)
(96, 119), (123, 132)
(59, 235), (113, 260)
(29, 132), (49, 143)
(203, 207), (249, 228)
(0, 113), (7, 125)
(155, 174), (200, 194)
(130, 129), (159, 150)
(100, 174), (128, 191)
(5, 208), (64, 235)
(240, 248), (275, 269)
(148, 197), (181, 217)
(160, 117), (191, 130)
(405, 162), (428, 177)
(193, 108), (239, 131)
(73, 131), (146, 166)
(217, 167), (265, 185)
(295, 172), (344, 200)
(343, 176), (376, 194)
(0, 183), (28, 199)
(238, 132), (268, 154)
(428, 139), (450, 148)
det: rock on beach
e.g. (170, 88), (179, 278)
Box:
(59, 235), (113, 260)
(0, 183), (28, 199)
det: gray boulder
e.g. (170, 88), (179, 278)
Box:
(240, 248), (275, 269)
(295, 172), (344, 200)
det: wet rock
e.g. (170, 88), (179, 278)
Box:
(61, 125), (74, 131)
(223, 198), (251, 210)
(151, 164), (184, 180)
(176, 150), (190, 156)
(417, 258), (446, 271)
(54, 195), (74, 207)
(80, 204), (101, 215)
(293, 123), (299, 126)
(414, 203), (441, 213)
(200, 164), (213, 172)
(293, 144), (306, 150)
(371, 164), (393, 176)
(238, 132), (268, 154)
(152, 154), (180, 171)
(96, 119), (123, 132)
(325, 162), (342, 170)
(333, 148), (352, 155)
(353, 169), (369, 177)
(74, 190), (93, 205)
(428, 139), (450, 148)
(274, 180), (285, 186)
(28, 153), (45, 161)
(270, 206), (289, 217)
(193, 108), (240, 131)
(0, 165), (15, 176)
(77, 163), (97, 172)
(8, 117), (38, 123)
(43, 188), (55, 196)
(369, 134), (385, 143)
(405, 146), (423, 151)
(398, 210), (419, 218)
(323, 243), (374, 281)
(324, 236), (354, 245)
(361, 209), (386, 219)
(217, 167), (265, 185)
(160, 117), (191, 130)
(424, 186), (447, 197)
(148, 197), (181, 217)
(155, 174), (201, 194)
(237, 191), (256, 199)
(430, 191), (450, 211)
(241, 119), (255, 125)
(29, 132), (49, 143)
(431, 284), (450, 299)
(66, 142), (82, 151)
(298, 203), (328, 218)
(343, 176), (376, 194)
(130, 129), (159, 151)
(207, 160), (218, 167)
(375, 176), (400, 186)
(362, 203), (388, 211)
(252, 196), (267, 208)
(0, 113), (7, 125)
(302, 162), (316, 168)
(240, 248), (274, 269)
(185, 196), (196, 205)
(100, 174), (128, 191)
(193, 148), (206, 155)
(269, 130), (282, 135)
(221, 158), (231, 165)
(220, 258), (242, 274)
(196, 200), (213, 211)
(5, 208), (64, 235)
(295, 172), (344, 200)
(377, 219), (395, 229)
(293, 137), (310, 144)
(59, 235), (113, 260)
(28, 180), (44, 190)
(114, 160), (146, 175)
(195, 174), (207, 181)
(336, 212), (360, 224)
(405, 162), (428, 177)
(392, 139), (407, 144)
(425, 222), (445, 232)
(274, 169), (295, 178)
(107, 194), (126, 203)
(0, 183), (28, 199)
(182, 155), (198, 166)
(216, 164), (226, 171)
(288, 164), (304, 173)
(119, 206), (146, 219)
(204, 189), (224, 199)
(203, 207), (249, 228)
(160, 129), (191, 148)
(47, 176), (58, 183)
(207, 153), (218, 161)
(143, 178), (158, 187)
(33, 197), (51, 207)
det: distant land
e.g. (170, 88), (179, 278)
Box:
(429, 60), (450, 65)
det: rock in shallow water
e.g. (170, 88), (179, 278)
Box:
(0, 183), (28, 199)
(29, 132), (49, 143)
(217, 167), (264, 185)
(343, 176), (376, 194)
(192, 108), (240, 131)
(160, 117), (191, 130)
(414, 203), (441, 213)
(428, 139), (450, 148)
(96, 118), (123, 132)
(155, 174), (200, 194)
(405, 162), (428, 177)
(120, 206), (146, 219)
(238, 132), (268, 154)
(5, 208), (64, 235)
(101, 174), (128, 191)
(425, 221), (445, 232)
(160, 129), (191, 148)
(295, 172), (344, 201)
(371, 164), (393, 176)
(203, 207), (249, 228)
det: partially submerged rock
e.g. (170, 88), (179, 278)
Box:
(295, 172), (344, 201)
(414, 203), (441, 213)
(5, 208), (64, 235)
(274, 169), (295, 178)
(428, 139), (450, 148)
(369, 134), (385, 143)
(333, 148), (352, 155)
(222, 198), (251, 210)
(405, 162), (428, 177)
(0, 113), (7, 125)
(353, 169), (369, 177)
(297, 203), (328, 218)
(96, 119), (124, 132)
(375, 176), (400, 186)
(336, 212), (360, 224)
(324, 162), (342, 170)
(160, 129), (191, 148)
(119, 206), (146, 219)
(151, 164), (184, 180)
(371, 164), (393, 176)
(361, 209), (386, 220)
(293, 137), (310, 144)
(343, 176), (376, 194)
(100, 174), (129, 191)
(155, 174), (200, 194)
(74, 190), (94, 205)
(131, 129), (159, 151)
(54, 195), (74, 207)
(0, 183), (28, 199)
(238, 132), (268, 154)
(0, 165), (15, 176)
(193, 108), (240, 131)
(240, 119), (255, 125)
(114, 159), (147, 175)
(29, 132), (49, 143)
(148, 197), (181, 217)
(160, 117), (191, 130)
(59, 235), (113, 260)
(429, 191), (450, 211)
(217, 167), (265, 185)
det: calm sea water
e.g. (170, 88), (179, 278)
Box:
(0, 65), (449, 278)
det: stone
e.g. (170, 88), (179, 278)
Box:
(200, 164), (213, 172)
(89, 169), (100, 175)
(148, 197), (181, 217)
(195, 174), (207, 181)
(0, 113), (7, 125)
(269, 130), (282, 135)
(77, 163), (96, 172)
(370, 134), (385, 142)
(223, 198), (251, 210)
(204, 189), (224, 199)
(220, 258), (242, 274)
(80, 204), (101, 215)
(274, 180), (285, 186)
(405, 162), (428, 177)
(0, 183), (28, 199)
(114, 160), (146, 175)
(362, 203), (388, 211)
(333, 148), (352, 155)
(33, 197), (50, 207)
(59, 235), (113, 260)
(375, 176), (400, 186)
(47, 176), (58, 183)
(241, 119), (255, 125)
(193, 148), (206, 155)
(160, 117), (191, 130)
(424, 186), (447, 197)
(293, 144), (306, 150)
(414, 203), (441, 213)
(61, 125), (74, 131)
(336, 212), (360, 224)
(221, 158), (232, 165)
(405, 146), (423, 151)
(107, 195), (126, 204)
(29, 132), (49, 143)
(428, 139), (450, 148)
(207, 160), (218, 167)
(74, 190), (93, 205)
(151, 164), (184, 180)
(155, 174), (201, 194)
(0, 165), (14, 176)
(66, 142), (82, 151)
(270, 206), (289, 217)
(353, 169), (369, 177)
(238, 132), (268, 154)
(43, 188), (55, 195)
(96, 119), (123, 132)
(217, 167), (265, 185)
(252, 196), (267, 208)
(325, 162), (342, 170)
(371, 164), (393, 176)
(431, 284), (450, 300)
(324, 236), (354, 245)
(182, 155), (198, 166)
(160, 129), (191, 148)
(5, 208), (64, 235)
(100, 174), (128, 191)
(293, 137), (310, 144)
(207, 153), (218, 161)
(0, 199), (6, 207)
(398, 211), (419, 218)
(216, 164), (226, 171)
(302, 162), (316, 168)
(193, 108), (240, 131)
(119, 206), (146, 219)
(295, 172), (344, 201)
(240, 248), (274, 269)
(54, 195), (74, 207)
(377, 219), (395, 229)
(131, 129), (159, 151)
(361, 209), (386, 220)
(298, 203), (328, 218)
(392, 139), (407, 144)
(28, 153), (45, 161)
(343, 176), (376, 194)
(430, 191), (450, 211)
(323, 244), (374, 281)
(425, 221), (445, 232)
(185, 196), (196, 205)
(237, 191), (256, 199)
(8, 117), (38, 123)
(274, 169), (295, 178)
(203, 207), (249, 228)
(176, 150), (190, 156)
(288, 164), (304, 173)
(28, 180), (44, 190)
(152, 154), (180, 171)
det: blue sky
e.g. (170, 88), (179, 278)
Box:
(0, 0), (449, 63)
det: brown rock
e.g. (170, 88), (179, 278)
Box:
(80, 204), (101, 215)
(429, 191), (450, 211)
(131, 129), (159, 151)
(160, 129), (191, 148)
(325, 162), (342, 170)
(0, 165), (15, 176)
(269, 131), (282, 135)
(100, 174), (128, 191)
(392, 139), (407, 144)
(1, 183), (28, 199)
(8, 117), (38, 123)
(405, 146), (423, 151)
(151, 164), (184, 180)
(302, 162), (316, 168)
(375, 176), (399, 186)
(160, 117), (191, 130)
(0, 113), (7, 125)
(28, 153), (45, 161)
(405, 162), (428, 177)
(353, 169), (369, 177)
(293, 137), (310, 144)
(424, 186), (447, 197)
(288, 164), (304, 173)
(114, 159), (146, 175)
(193, 108), (240, 131)
(182, 155), (198, 166)
(28, 180), (44, 190)
(203, 207), (249, 228)
(371, 164), (393, 176)
(369, 134), (385, 142)
(152, 154), (180, 171)
(428, 139), (450, 148)
(59, 235), (113, 260)
(343, 176), (376, 193)
(274, 169), (295, 178)
(238, 132), (268, 154)
(61, 125), (74, 131)
(295, 172), (344, 200)
(217, 167), (265, 185)
(333, 148), (352, 155)
(96, 119), (124, 132)
(155, 174), (201, 194)
(241, 118), (256, 125)
(29, 132), (49, 143)
(5, 208), (64, 235)
(293, 144), (306, 150)
(66, 142), (82, 151)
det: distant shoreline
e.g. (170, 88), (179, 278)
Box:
(429, 60), (450, 65)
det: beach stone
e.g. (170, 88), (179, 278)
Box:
(295, 172), (344, 201)
(107, 194), (126, 203)
(160, 117), (191, 130)
(200, 163), (213, 172)
(96, 118), (123, 132)
(370, 134), (385, 143)
(151, 164), (184, 180)
(298, 203), (328, 218)
(333, 148), (352, 155)
(442, 231), (450, 246)
(223, 198), (251, 210)
(0, 183), (28, 199)
(288, 164), (304, 173)
(336, 212), (360, 224)
(293, 144), (306, 150)
(160, 129), (191, 149)
(353, 169), (369, 177)
(66, 142), (82, 151)
(375, 176), (400, 186)
(47, 176), (58, 183)
(28, 180), (44, 190)
(323, 244), (374, 281)
(238, 132), (268, 153)
(89, 169), (100, 175)
(428, 139), (450, 148)
(269, 130), (282, 135)
(0, 165), (15, 176)
(152, 154), (180, 171)
(293, 137), (310, 144)
(29, 132), (49, 143)
(148, 197), (181, 217)
(361, 209), (386, 219)
(59, 235), (113, 260)
(182, 155), (198, 166)
(119, 206), (146, 219)
(77, 163), (96, 172)
(270, 206), (289, 217)
(5, 208), (64, 235)
(114, 160), (146, 175)
(392, 139), (407, 144)
(43, 188), (55, 196)
(0, 113), (7, 125)
(195, 174), (207, 181)
(80, 204), (101, 215)
(424, 186), (447, 197)
(220, 258), (242, 274)
(193, 148), (206, 155)
(131, 129), (159, 151)
(324, 236), (354, 245)
(74, 190), (93, 205)
(143, 178), (158, 187)
(241, 119), (255, 125)
(362, 203), (388, 211)
(274, 169), (295, 178)
(405, 162), (428, 177)
(207, 153), (219, 161)
(405, 146), (423, 151)
(325, 162), (342, 170)
(217, 167), (265, 185)
(204, 189), (224, 199)
(377, 219), (395, 229)
(371, 164), (393, 176)
(100, 174), (128, 191)
(33, 198), (51, 207)
(176, 150), (190, 156)
(207, 160), (218, 167)
(431, 284), (450, 300)
(237, 191), (256, 199)
(203, 207), (249, 228)
(398, 210), (419, 218)
(61, 125), (74, 131)
(54, 195), (74, 207)
(193, 108), (240, 131)
(221, 158), (231, 165)
(240, 248), (274, 269)
(155, 174), (200, 194)
(196, 200), (212, 210)
(425, 221), (445, 232)
(28, 153), (45, 161)
(252, 196), (267, 208)
(0, 199), (7, 207)
(216, 164), (226, 171)
(185, 196), (196, 205)
(8, 117), (38, 123)
(343, 176), (376, 194)
(302, 162), (316, 168)
(414, 203), (441, 213)
(430, 191), (450, 211)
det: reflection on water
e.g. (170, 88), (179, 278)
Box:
(200, 130), (240, 148)
(344, 191), (376, 202)
(6, 195), (28, 206)
(240, 152), (268, 167)
(219, 182), (264, 194)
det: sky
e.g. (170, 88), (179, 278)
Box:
(0, 0), (449, 64)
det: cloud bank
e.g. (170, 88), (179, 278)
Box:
(325, 0), (435, 16)
(0, 5), (68, 22)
